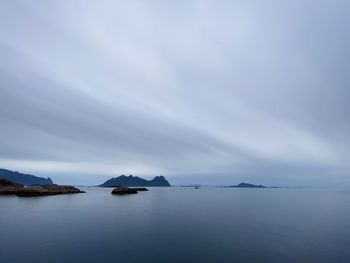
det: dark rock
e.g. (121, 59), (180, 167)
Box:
(15, 186), (49, 197)
(132, 187), (148, 191)
(0, 179), (24, 195)
(0, 181), (85, 197)
(100, 175), (170, 187)
(0, 168), (53, 185)
(111, 187), (138, 195)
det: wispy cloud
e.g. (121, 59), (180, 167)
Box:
(0, 0), (349, 185)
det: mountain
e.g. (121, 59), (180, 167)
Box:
(148, 176), (171, 187)
(231, 182), (266, 188)
(100, 175), (170, 187)
(0, 168), (53, 186)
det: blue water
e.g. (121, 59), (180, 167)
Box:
(1, 187), (350, 263)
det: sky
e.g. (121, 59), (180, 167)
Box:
(0, 0), (349, 186)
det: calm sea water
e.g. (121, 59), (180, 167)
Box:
(1, 187), (350, 263)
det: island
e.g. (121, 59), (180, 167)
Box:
(231, 182), (266, 188)
(0, 179), (85, 197)
(111, 186), (148, 195)
(100, 175), (170, 187)
(0, 168), (53, 185)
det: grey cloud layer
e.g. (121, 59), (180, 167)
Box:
(0, 0), (349, 185)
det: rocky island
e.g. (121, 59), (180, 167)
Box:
(100, 175), (170, 187)
(111, 186), (148, 195)
(231, 182), (266, 188)
(0, 179), (85, 197)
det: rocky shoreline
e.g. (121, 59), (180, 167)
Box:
(0, 179), (85, 197)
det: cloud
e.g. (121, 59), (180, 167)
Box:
(0, 0), (349, 185)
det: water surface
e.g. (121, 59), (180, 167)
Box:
(1, 187), (350, 263)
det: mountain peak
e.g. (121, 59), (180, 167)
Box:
(100, 175), (170, 187)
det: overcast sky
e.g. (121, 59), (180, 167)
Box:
(0, 0), (349, 185)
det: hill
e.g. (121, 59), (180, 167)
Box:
(232, 182), (266, 188)
(100, 175), (170, 187)
(0, 168), (53, 185)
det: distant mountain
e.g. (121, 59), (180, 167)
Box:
(148, 176), (171, 187)
(0, 168), (53, 186)
(100, 175), (171, 187)
(230, 182), (266, 188)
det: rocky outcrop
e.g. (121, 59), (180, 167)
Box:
(111, 186), (149, 195)
(16, 184), (85, 197)
(0, 179), (85, 197)
(101, 175), (170, 187)
(111, 187), (138, 195)
(132, 187), (148, 191)
(0, 179), (24, 195)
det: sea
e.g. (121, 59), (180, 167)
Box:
(1, 187), (350, 263)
